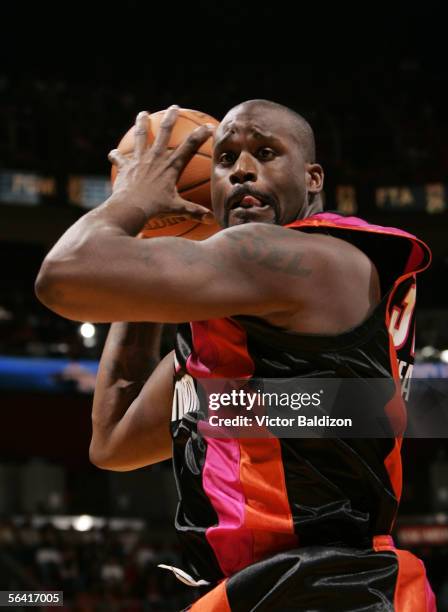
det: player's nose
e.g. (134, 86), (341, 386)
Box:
(229, 151), (257, 185)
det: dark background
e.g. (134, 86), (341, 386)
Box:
(0, 3), (447, 610)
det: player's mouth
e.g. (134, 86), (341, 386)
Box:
(230, 195), (272, 212)
(227, 188), (276, 210)
(225, 188), (279, 226)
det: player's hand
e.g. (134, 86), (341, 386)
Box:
(108, 106), (216, 224)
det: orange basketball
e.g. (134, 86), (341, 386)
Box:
(111, 108), (221, 240)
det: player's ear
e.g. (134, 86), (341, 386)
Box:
(306, 164), (324, 194)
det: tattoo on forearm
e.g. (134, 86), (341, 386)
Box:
(138, 239), (204, 268)
(262, 250), (311, 276)
(136, 227), (311, 277)
(225, 229), (312, 277)
(179, 241), (203, 265)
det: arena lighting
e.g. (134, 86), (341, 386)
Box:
(435, 513), (448, 524)
(440, 350), (448, 364)
(73, 514), (94, 532)
(421, 345), (438, 359)
(79, 322), (95, 338)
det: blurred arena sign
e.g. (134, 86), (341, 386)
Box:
(0, 356), (445, 394)
(0, 356), (98, 393)
(397, 524), (448, 546)
(414, 363), (448, 378)
(0, 170), (56, 205)
(1, 169), (447, 216)
(336, 185), (357, 214)
(68, 175), (112, 209)
(376, 183), (447, 214)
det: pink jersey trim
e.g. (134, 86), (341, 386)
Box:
(201, 434), (254, 576)
(190, 320), (257, 576)
(286, 213), (432, 275)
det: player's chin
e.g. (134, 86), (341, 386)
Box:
(229, 218), (278, 227)
(227, 207), (277, 227)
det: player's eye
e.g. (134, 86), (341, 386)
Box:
(257, 147), (276, 161)
(218, 151), (237, 165)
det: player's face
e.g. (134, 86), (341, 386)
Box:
(211, 106), (323, 228)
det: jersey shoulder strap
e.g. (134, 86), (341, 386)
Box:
(286, 212), (431, 277)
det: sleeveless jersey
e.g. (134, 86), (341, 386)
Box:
(170, 212), (431, 585)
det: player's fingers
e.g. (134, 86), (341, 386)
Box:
(170, 124), (215, 175)
(152, 105), (179, 155)
(108, 149), (127, 168)
(134, 111), (150, 158)
(172, 197), (216, 224)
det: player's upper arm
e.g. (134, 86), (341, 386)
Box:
(90, 350), (174, 471)
(37, 221), (376, 326)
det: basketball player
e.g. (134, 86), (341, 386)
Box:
(35, 101), (436, 610)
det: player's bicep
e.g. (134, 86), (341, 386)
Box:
(40, 223), (318, 322)
(183, 226), (381, 330)
(138, 224), (316, 320)
(94, 350), (174, 471)
(166, 224), (318, 317)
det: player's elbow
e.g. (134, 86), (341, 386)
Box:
(89, 430), (171, 471)
(88, 445), (112, 470)
(35, 257), (88, 321)
(35, 260), (63, 311)
(89, 441), (132, 472)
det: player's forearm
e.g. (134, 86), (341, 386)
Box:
(34, 222), (314, 324)
(92, 322), (162, 437)
(34, 195), (151, 313)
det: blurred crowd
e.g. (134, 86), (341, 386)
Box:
(0, 57), (447, 184)
(0, 516), (447, 611)
(0, 288), (106, 361)
(0, 519), (198, 611)
(0, 288), (179, 362)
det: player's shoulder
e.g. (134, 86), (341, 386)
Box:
(203, 223), (376, 313)
(209, 220), (340, 249)
(212, 221), (370, 272)
(208, 222), (379, 328)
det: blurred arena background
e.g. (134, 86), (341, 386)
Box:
(0, 3), (447, 610)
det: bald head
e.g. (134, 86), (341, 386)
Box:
(212, 99), (324, 226)
(222, 99), (316, 163)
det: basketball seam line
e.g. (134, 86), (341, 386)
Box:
(174, 111), (216, 155)
(178, 112), (216, 128)
(179, 177), (211, 192)
(177, 223), (201, 237)
(167, 149), (211, 160)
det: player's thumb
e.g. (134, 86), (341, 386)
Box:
(174, 197), (216, 224)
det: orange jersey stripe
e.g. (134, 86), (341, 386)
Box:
(373, 536), (436, 611)
(239, 436), (297, 561)
(190, 580), (230, 612)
